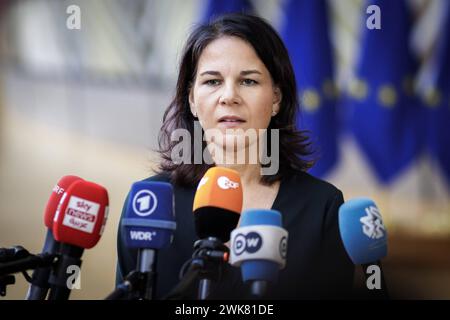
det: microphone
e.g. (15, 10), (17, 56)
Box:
(107, 181), (176, 300)
(193, 167), (243, 243)
(338, 198), (389, 299)
(47, 179), (109, 300)
(192, 167), (243, 299)
(26, 175), (83, 300)
(229, 209), (288, 298)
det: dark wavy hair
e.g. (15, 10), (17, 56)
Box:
(157, 13), (314, 187)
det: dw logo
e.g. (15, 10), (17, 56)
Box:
(233, 232), (263, 256)
(132, 190), (158, 217)
(279, 236), (288, 259)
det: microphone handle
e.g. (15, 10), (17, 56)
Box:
(250, 280), (269, 298)
(0, 253), (56, 276)
(105, 271), (141, 300)
(198, 278), (211, 300)
(26, 229), (61, 300)
(137, 249), (156, 300)
(48, 244), (83, 301)
(105, 283), (131, 300)
(362, 260), (389, 299)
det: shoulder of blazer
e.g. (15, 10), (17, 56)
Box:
(141, 172), (171, 183)
(289, 170), (341, 199)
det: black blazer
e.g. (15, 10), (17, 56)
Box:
(116, 170), (354, 299)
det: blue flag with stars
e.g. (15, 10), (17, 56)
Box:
(280, 0), (339, 178)
(423, 3), (450, 185)
(201, 0), (254, 22)
(345, 0), (421, 184)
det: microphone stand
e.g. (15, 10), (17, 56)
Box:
(47, 245), (83, 301)
(105, 250), (157, 300)
(166, 237), (228, 300)
(0, 246), (31, 263)
(105, 270), (142, 300)
(0, 251), (58, 298)
(26, 230), (61, 300)
(0, 275), (15, 297)
(0, 253), (57, 277)
(195, 238), (229, 300)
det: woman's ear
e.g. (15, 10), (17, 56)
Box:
(272, 86), (282, 114)
(188, 87), (197, 117)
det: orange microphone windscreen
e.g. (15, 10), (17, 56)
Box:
(193, 167), (243, 242)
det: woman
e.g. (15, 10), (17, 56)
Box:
(116, 13), (354, 299)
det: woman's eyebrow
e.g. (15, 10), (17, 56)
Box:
(198, 70), (262, 77)
(240, 70), (262, 76)
(199, 70), (221, 76)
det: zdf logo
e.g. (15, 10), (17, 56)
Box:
(217, 176), (239, 190)
(233, 232), (263, 256)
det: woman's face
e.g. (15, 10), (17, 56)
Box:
(189, 36), (281, 150)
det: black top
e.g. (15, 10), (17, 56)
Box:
(116, 170), (355, 299)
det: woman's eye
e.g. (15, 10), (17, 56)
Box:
(241, 79), (258, 86)
(204, 79), (221, 86)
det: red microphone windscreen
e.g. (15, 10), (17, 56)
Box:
(53, 180), (109, 249)
(44, 175), (83, 229)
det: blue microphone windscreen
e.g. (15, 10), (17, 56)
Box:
(338, 198), (387, 265)
(238, 209), (283, 283)
(123, 181), (176, 249)
(240, 209), (282, 227)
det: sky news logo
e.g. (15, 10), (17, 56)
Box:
(62, 196), (99, 234)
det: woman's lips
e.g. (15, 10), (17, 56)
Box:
(217, 116), (246, 128)
(218, 121), (246, 129)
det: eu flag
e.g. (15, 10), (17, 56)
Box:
(201, 0), (254, 22)
(423, 3), (450, 185)
(345, 0), (421, 184)
(280, 0), (339, 178)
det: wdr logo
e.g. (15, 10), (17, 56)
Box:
(129, 230), (156, 241)
(360, 206), (386, 239)
(233, 232), (263, 256)
(132, 190), (157, 217)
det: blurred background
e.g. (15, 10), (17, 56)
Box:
(0, 0), (449, 299)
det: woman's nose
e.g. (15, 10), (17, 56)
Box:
(219, 82), (242, 106)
